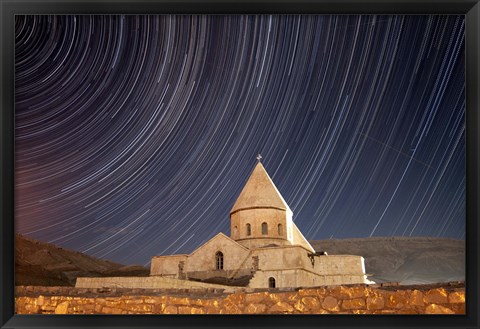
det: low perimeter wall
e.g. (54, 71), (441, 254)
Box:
(75, 276), (232, 290)
(15, 282), (465, 315)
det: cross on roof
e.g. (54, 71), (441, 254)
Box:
(256, 154), (262, 162)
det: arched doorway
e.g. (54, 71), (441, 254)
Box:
(268, 277), (276, 288)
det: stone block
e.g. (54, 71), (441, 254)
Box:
(328, 286), (351, 299)
(353, 310), (370, 314)
(449, 303), (465, 314)
(282, 292), (301, 303)
(301, 297), (321, 311)
(168, 297), (192, 306)
(244, 303), (267, 314)
(385, 291), (408, 309)
(294, 299), (306, 312)
(267, 293), (283, 303)
(425, 304), (455, 314)
(190, 307), (206, 314)
(311, 308), (330, 314)
(94, 304), (103, 313)
(153, 303), (165, 313)
(224, 293), (245, 304)
(40, 306), (56, 312)
(298, 289), (317, 297)
(347, 286), (366, 299)
(126, 304), (154, 313)
(163, 305), (178, 314)
(95, 298), (106, 305)
(424, 289), (448, 304)
(342, 298), (366, 310)
(54, 301), (69, 314)
(314, 287), (328, 297)
(105, 300), (119, 307)
(219, 300), (242, 314)
(24, 304), (40, 314)
(409, 290), (424, 306)
(124, 298), (144, 304)
(178, 306), (205, 314)
(395, 307), (418, 314)
(366, 296), (384, 310)
(376, 309), (396, 314)
(245, 292), (267, 304)
(321, 296), (340, 312)
(448, 291), (465, 304)
(204, 307), (218, 314)
(83, 304), (96, 311)
(269, 302), (295, 313)
(102, 307), (123, 314)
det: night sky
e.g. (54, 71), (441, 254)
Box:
(15, 15), (465, 266)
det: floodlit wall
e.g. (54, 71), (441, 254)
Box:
(150, 233), (252, 280)
(17, 283), (466, 314)
(150, 255), (187, 277)
(313, 255), (368, 276)
(185, 234), (250, 273)
(149, 242), (371, 289)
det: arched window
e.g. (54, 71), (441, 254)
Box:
(233, 226), (238, 237)
(215, 251), (224, 270)
(246, 223), (251, 236)
(268, 277), (276, 288)
(262, 222), (268, 235)
(278, 224), (282, 235)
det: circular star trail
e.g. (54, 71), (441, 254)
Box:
(15, 15), (465, 266)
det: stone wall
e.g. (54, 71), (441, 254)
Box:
(150, 255), (187, 277)
(248, 268), (370, 289)
(16, 282), (465, 315)
(149, 233), (371, 289)
(75, 276), (232, 290)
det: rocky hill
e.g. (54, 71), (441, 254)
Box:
(15, 234), (149, 286)
(310, 236), (465, 285)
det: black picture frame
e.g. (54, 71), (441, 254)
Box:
(1, 1), (479, 328)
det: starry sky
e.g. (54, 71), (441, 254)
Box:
(14, 15), (465, 266)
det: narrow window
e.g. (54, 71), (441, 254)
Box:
(215, 251), (224, 270)
(278, 224), (282, 235)
(268, 277), (276, 288)
(246, 223), (251, 236)
(233, 226), (238, 237)
(262, 222), (268, 235)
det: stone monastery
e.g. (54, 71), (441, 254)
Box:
(76, 160), (374, 290)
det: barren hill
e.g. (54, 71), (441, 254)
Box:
(15, 234), (149, 286)
(310, 237), (465, 285)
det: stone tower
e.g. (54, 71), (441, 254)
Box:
(230, 160), (315, 252)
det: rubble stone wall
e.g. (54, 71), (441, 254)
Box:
(15, 283), (465, 315)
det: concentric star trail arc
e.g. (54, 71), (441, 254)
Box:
(15, 15), (465, 266)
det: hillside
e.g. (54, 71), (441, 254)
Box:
(310, 236), (465, 285)
(15, 234), (149, 286)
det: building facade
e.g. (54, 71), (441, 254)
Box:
(149, 161), (373, 288)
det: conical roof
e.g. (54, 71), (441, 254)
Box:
(230, 162), (292, 214)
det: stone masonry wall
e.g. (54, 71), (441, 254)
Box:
(75, 276), (231, 290)
(15, 282), (465, 315)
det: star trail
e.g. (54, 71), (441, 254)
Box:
(14, 15), (465, 266)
